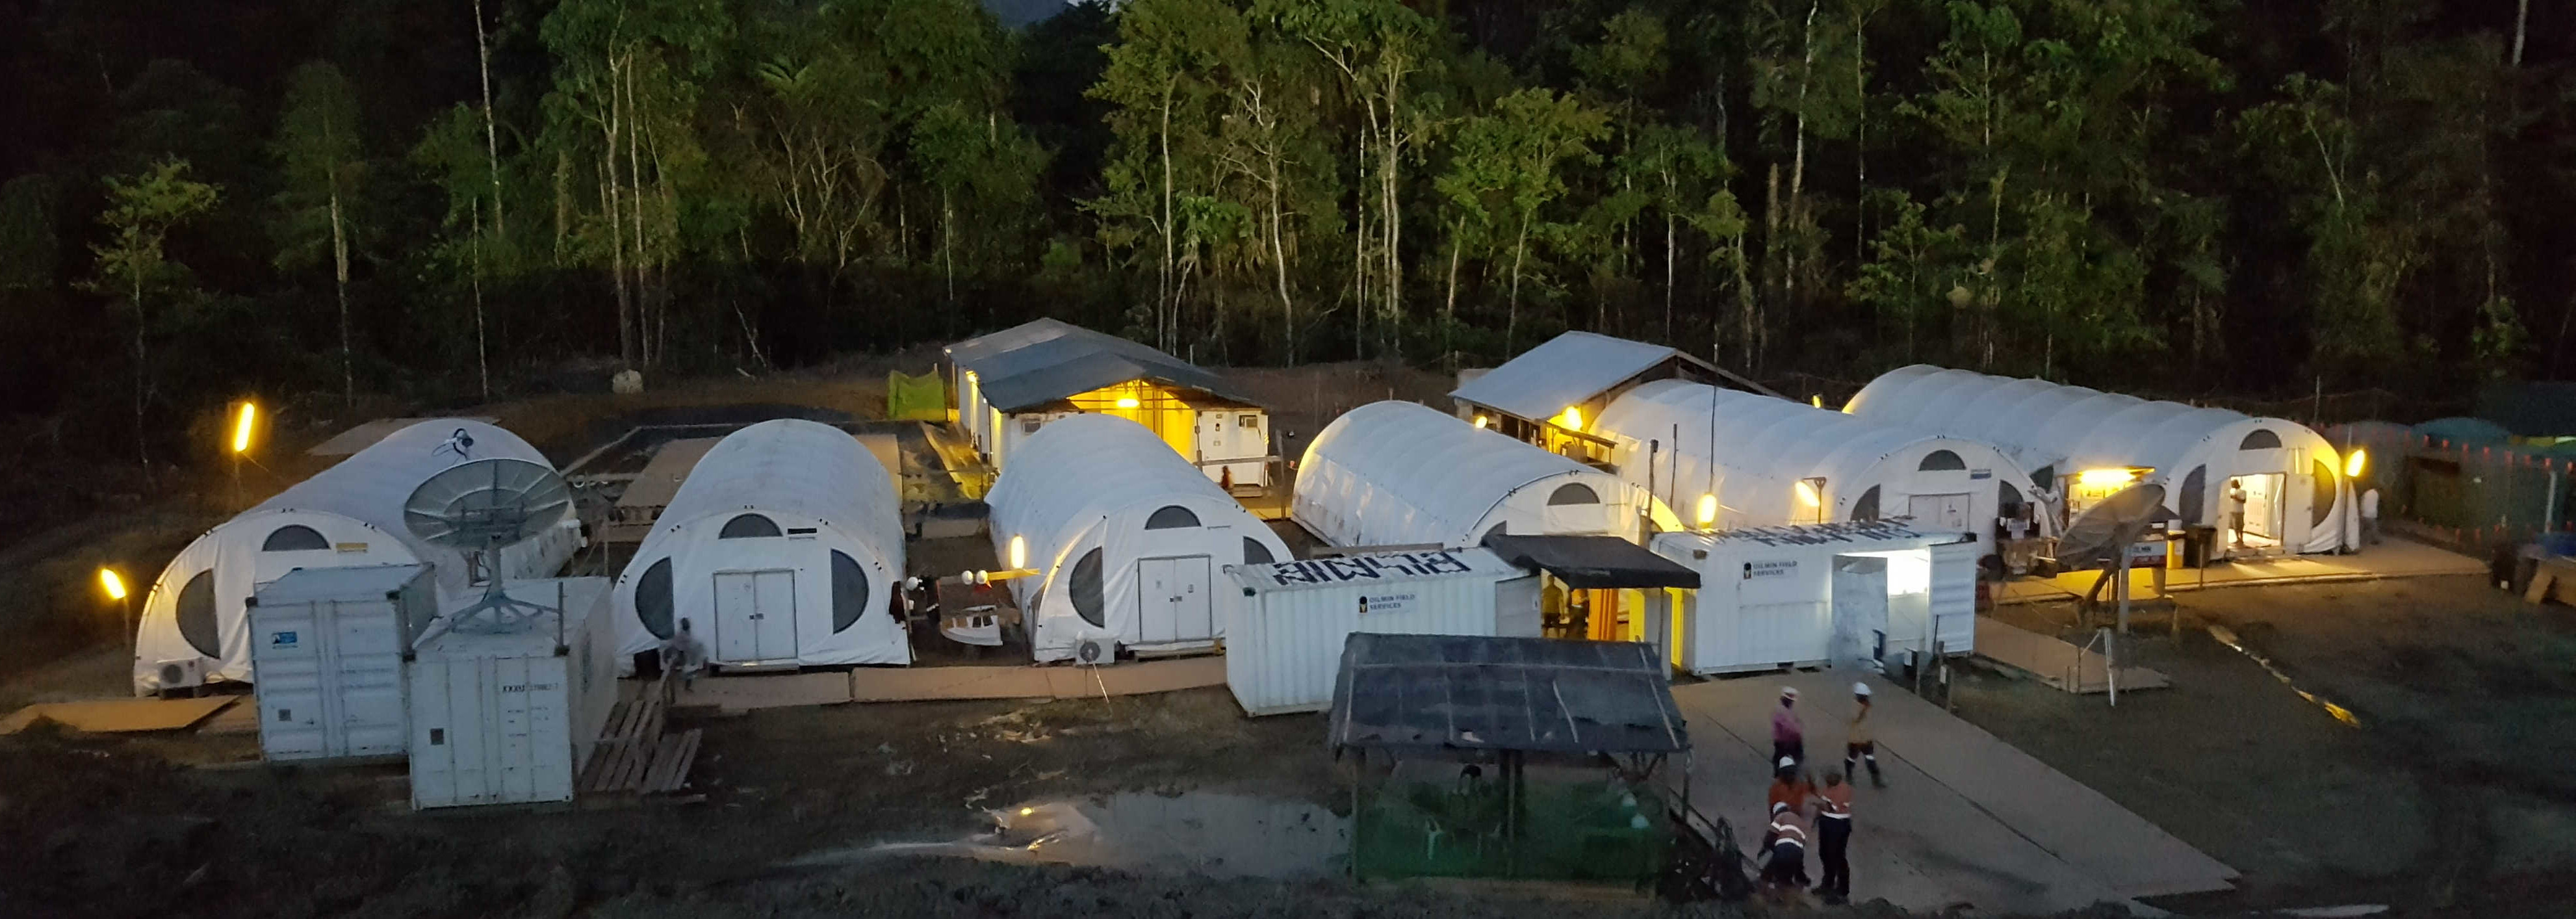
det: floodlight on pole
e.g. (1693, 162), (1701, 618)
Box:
(1795, 478), (1823, 508)
(1809, 395), (1823, 408)
(1557, 406), (1584, 432)
(1695, 493), (1718, 528)
(2344, 448), (2367, 478)
(99, 567), (127, 601)
(231, 401), (258, 454)
(1009, 534), (1027, 570)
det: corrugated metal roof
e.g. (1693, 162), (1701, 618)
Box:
(1450, 331), (1777, 422)
(1327, 632), (1687, 755)
(1480, 534), (1700, 589)
(947, 319), (1259, 412)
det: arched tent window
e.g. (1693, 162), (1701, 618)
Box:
(1242, 537), (1275, 565)
(2239, 430), (2282, 450)
(1850, 485), (1882, 521)
(1070, 548), (1106, 627)
(2031, 465), (2057, 489)
(1999, 482), (2026, 513)
(1144, 506), (1202, 530)
(1547, 483), (1601, 506)
(2178, 467), (2207, 524)
(829, 550), (870, 632)
(1481, 523), (1509, 543)
(636, 558), (675, 639)
(1918, 450), (1966, 471)
(175, 570), (219, 657)
(719, 513), (781, 538)
(262, 525), (329, 552)
(2312, 459), (2336, 527)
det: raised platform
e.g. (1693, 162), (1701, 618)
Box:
(1997, 538), (2485, 606)
(1671, 671), (2234, 914)
(0, 695), (238, 734)
(600, 437), (720, 543)
(847, 655), (1224, 703)
(1973, 617), (2172, 694)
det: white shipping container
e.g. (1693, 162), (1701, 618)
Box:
(247, 564), (433, 762)
(1224, 548), (1536, 716)
(1652, 521), (1977, 676)
(408, 577), (619, 810)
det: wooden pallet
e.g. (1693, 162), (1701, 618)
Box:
(639, 729), (703, 794)
(580, 674), (695, 796)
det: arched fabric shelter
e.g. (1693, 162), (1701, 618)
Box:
(133, 419), (580, 693)
(1845, 365), (2355, 554)
(1293, 400), (1675, 548)
(614, 419), (908, 670)
(988, 413), (1291, 664)
(1596, 380), (2048, 557)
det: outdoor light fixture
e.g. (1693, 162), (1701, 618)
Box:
(2344, 448), (2367, 478)
(230, 401), (258, 454)
(2076, 468), (2138, 487)
(1473, 415), (1490, 429)
(98, 567), (127, 601)
(1558, 406), (1584, 431)
(1009, 535), (1027, 570)
(1115, 396), (1141, 409)
(1695, 493), (1718, 527)
(1795, 479), (1823, 508)
(1809, 395), (1823, 408)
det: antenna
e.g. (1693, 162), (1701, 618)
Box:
(402, 457), (574, 634)
(2052, 482), (2169, 569)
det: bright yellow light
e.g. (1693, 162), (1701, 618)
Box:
(230, 402), (257, 454)
(1473, 415), (1490, 429)
(2343, 448), (2367, 478)
(1557, 406), (1584, 431)
(1794, 480), (1821, 507)
(1019, 807), (1035, 816)
(1009, 535), (1027, 570)
(1115, 396), (1141, 409)
(1694, 493), (1718, 527)
(1809, 395), (1823, 408)
(99, 568), (127, 601)
(2076, 468), (2136, 487)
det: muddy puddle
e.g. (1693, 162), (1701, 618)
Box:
(790, 791), (1348, 878)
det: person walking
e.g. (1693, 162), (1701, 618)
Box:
(1812, 771), (1855, 903)
(1846, 682), (1885, 788)
(662, 617), (708, 693)
(2360, 485), (2381, 547)
(1762, 801), (1811, 896)
(1771, 686), (1805, 767)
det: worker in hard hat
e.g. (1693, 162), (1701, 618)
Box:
(1811, 770), (1855, 903)
(1761, 800), (1811, 895)
(1766, 756), (1813, 818)
(1771, 686), (1805, 768)
(1846, 682), (1885, 788)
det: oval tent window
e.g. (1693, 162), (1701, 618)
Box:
(1242, 537), (1275, 566)
(1070, 548), (1107, 628)
(2239, 430), (2282, 450)
(719, 513), (782, 539)
(2312, 459), (2336, 528)
(636, 558), (675, 640)
(175, 569), (219, 658)
(262, 525), (330, 552)
(1850, 485), (1882, 521)
(1144, 506), (1202, 530)
(1547, 483), (1601, 506)
(1918, 450), (1966, 472)
(830, 550), (870, 633)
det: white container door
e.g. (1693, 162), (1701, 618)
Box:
(255, 602), (328, 759)
(713, 569), (799, 662)
(329, 600), (406, 757)
(430, 661), (492, 806)
(1137, 556), (1213, 644)
(1831, 557), (1891, 667)
(1907, 493), (1972, 532)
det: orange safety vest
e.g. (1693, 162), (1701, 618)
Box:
(1815, 783), (1854, 821)
(1770, 809), (1809, 846)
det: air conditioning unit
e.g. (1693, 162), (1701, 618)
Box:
(155, 658), (207, 693)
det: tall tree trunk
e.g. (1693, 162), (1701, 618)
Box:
(942, 189), (957, 309)
(131, 265), (148, 473)
(1761, 164), (1781, 371)
(1853, 4), (1868, 268)
(472, 197), (489, 401)
(1443, 216), (1463, 370)
(1783, 0), (1818, 326)
(1380, 75), (1402, 361)
(1352, 124), (1370, 359)
(1159, 83), (1176, 352)
(625, 60), (650, 368)
(2512, 0), (2529, 67)
(474, 0), (504, 240)
(604, 68), (633, 369)
(1269, 149), (1294, 367)
(1507, 216), (1530, 354)
(329, 174), (352, 409)
(552, 150), (570, 266)
(1663, 209), (1676, 343)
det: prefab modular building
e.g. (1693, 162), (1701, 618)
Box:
(1595, 380), (2049, 558)
(133, 419), (580, 695)
(1845, 365), (2356, 556)
(1449, 331), (1782, 465)
(246, 564), (433, 762)
(947, 319), (1272, 489)
(615, 419), (908, 671)
(1293, 400), (1677, 549)
(987, 413), (1293, 664)
(409, 576), (619, 810)
(1225, 548), (1539, 716)
(1651, 521), (1978, 676)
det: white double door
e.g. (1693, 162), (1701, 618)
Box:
(1907, 493), (1973, 532)
(713, 569), (799, 664)
(1133, 556), (1213, 645)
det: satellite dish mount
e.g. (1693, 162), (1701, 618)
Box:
(403, 458), (575, 635)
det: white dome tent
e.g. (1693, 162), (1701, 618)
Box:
(613, 419), (908, 670)
(133, 419), (580, 694)
(1293, 400), (1675, 548)
(987, 413), (1290, 664)
(1844, 365), (2356, 555)
(1594, 380), (2049, 558)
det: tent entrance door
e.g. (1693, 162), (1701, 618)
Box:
(712, 569), (798, 664)
(1907, 493), (1973, 534)
(1135, 556), (1213, 645)
(2235, 473), (2286, 551)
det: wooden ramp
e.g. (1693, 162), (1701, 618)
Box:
(601, 437), (720, 543)
(579, 675), (701, 797)
(0, 696), (237, 734)
(1974, 617), (2172, 694)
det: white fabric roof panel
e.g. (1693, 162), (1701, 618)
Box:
(986, 413), (1289, 662)
(614, 419), (908, 668)
(1292, 400), (1657, 547)
(133, 420), (578, 693)
(1450, 332), (1684, 422)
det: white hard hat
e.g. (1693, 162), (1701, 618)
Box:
(1853, 682), (1873, 697)
(1777, 756), (1797, 770)
(1780, 686), (1799, 700)
(1772, 801), (1790, 814)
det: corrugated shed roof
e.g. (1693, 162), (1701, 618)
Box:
(1327, 632), (1688, 755)
(1450, 331), (1777, 422)
(1480, 534), (1700, 589)
(948, 319), (1259, 412)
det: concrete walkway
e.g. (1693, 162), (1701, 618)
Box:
(1974, 618), (2172, 694)
(1998, 539), (2484, 605)
(1673, 671), (2234, 914)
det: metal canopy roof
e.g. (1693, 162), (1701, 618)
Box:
(1480, 534), (1701, 589)
(946, 318), (1260, 413)
(1450, 331), (1779, 422)
(1328, 632), (1688, 756)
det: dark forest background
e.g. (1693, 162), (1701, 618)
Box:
(2, 0), (2571, 472)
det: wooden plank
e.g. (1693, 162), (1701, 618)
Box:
(2524, 568), (2557, 605)
(645, 729), (702, 794)
(1, 696), (237, 735)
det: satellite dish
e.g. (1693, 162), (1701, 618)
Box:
(2052, 482), (2169, 570)
(403, 458), (574, 634)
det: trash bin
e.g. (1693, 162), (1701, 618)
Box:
(2180, 526), (2218, 567)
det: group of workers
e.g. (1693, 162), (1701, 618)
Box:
(1757, 682), (1883, 905)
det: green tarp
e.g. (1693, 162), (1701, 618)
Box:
(888, 370), (946, 422)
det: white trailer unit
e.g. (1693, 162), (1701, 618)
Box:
(408, 577), (618, 810)
(246, 564), (433, 762)
(1651, 521), (1978, 676)
(1224, 549), (1538, 716)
